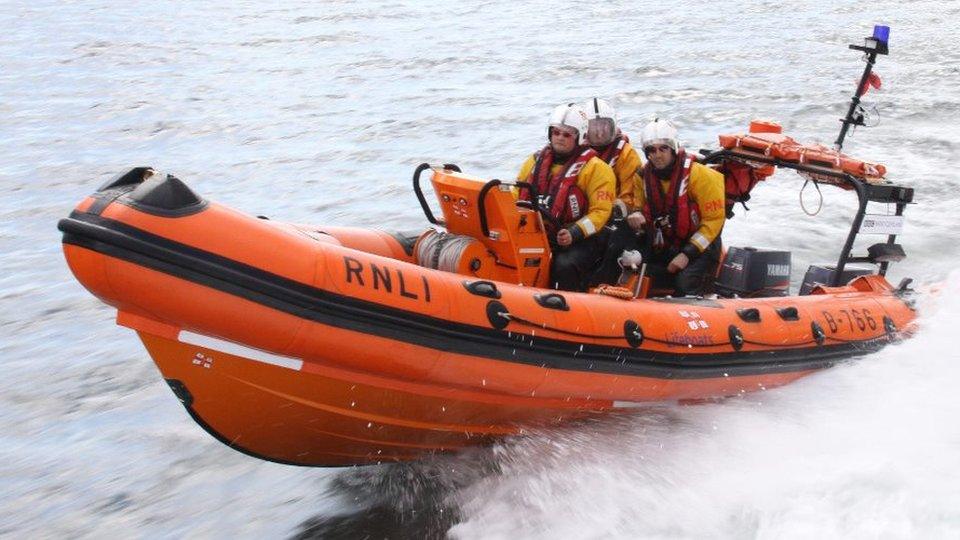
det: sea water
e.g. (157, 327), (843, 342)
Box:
(2, 0), (959, 537)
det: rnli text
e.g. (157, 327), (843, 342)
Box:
(344, 256), (431, 302)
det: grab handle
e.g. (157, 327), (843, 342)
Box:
(412, 163), (438, 225)
(412, 163), (460, 225)
(477, 179), (502, 238)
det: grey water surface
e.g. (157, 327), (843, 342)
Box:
(3, 1), (960, 537)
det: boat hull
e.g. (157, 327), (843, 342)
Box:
(134, 315), (819, 467)
(58, 170), (916, 466)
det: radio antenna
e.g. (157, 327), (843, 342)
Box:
(834, 25), (889, 151)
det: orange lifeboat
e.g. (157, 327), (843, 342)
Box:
(58, 166), (916, 466)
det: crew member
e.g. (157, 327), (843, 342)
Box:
(582, 97), (643, 287)
(582, 97), (641, 216)
(517, 103), (616, 291)
(627, 118), (726, 296)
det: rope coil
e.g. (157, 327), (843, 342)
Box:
(415, 230), (477, 273)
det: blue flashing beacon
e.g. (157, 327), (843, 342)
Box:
(873, 25), (890, 44)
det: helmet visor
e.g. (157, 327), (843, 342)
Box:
(642, 138), (677, 153)
(586, 117), (616, 146)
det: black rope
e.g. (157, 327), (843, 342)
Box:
(504, 313), (624, 340)
(814, 333), (892, 345)
(744, 338), (819, 347)
(502, 312), (891, 350)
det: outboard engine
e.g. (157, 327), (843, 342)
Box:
(715, 246), (792, 297)
(799, 264), (874, 295)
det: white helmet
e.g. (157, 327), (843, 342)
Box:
(548, 103), (589, 145)
(640, 118), (680, 152)
(583, 97), (619, 146)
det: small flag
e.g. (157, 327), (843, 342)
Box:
(858, 72), (882, 96)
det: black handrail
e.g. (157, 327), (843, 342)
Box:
(477, 179), (501, 239)
(476, 179), (561, 239)
(412, 163), (461, 225)
(412, 163), (437, 225)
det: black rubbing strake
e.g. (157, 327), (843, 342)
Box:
(58, 211), (894, 379)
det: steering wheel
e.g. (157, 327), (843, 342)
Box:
(514, 182), (562, 232)
(515, 200), (535, 210)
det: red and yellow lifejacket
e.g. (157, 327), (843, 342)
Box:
(640, 150), (698, 251)
(520, 146), (596, 231)
(596, 134), (629, 169)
